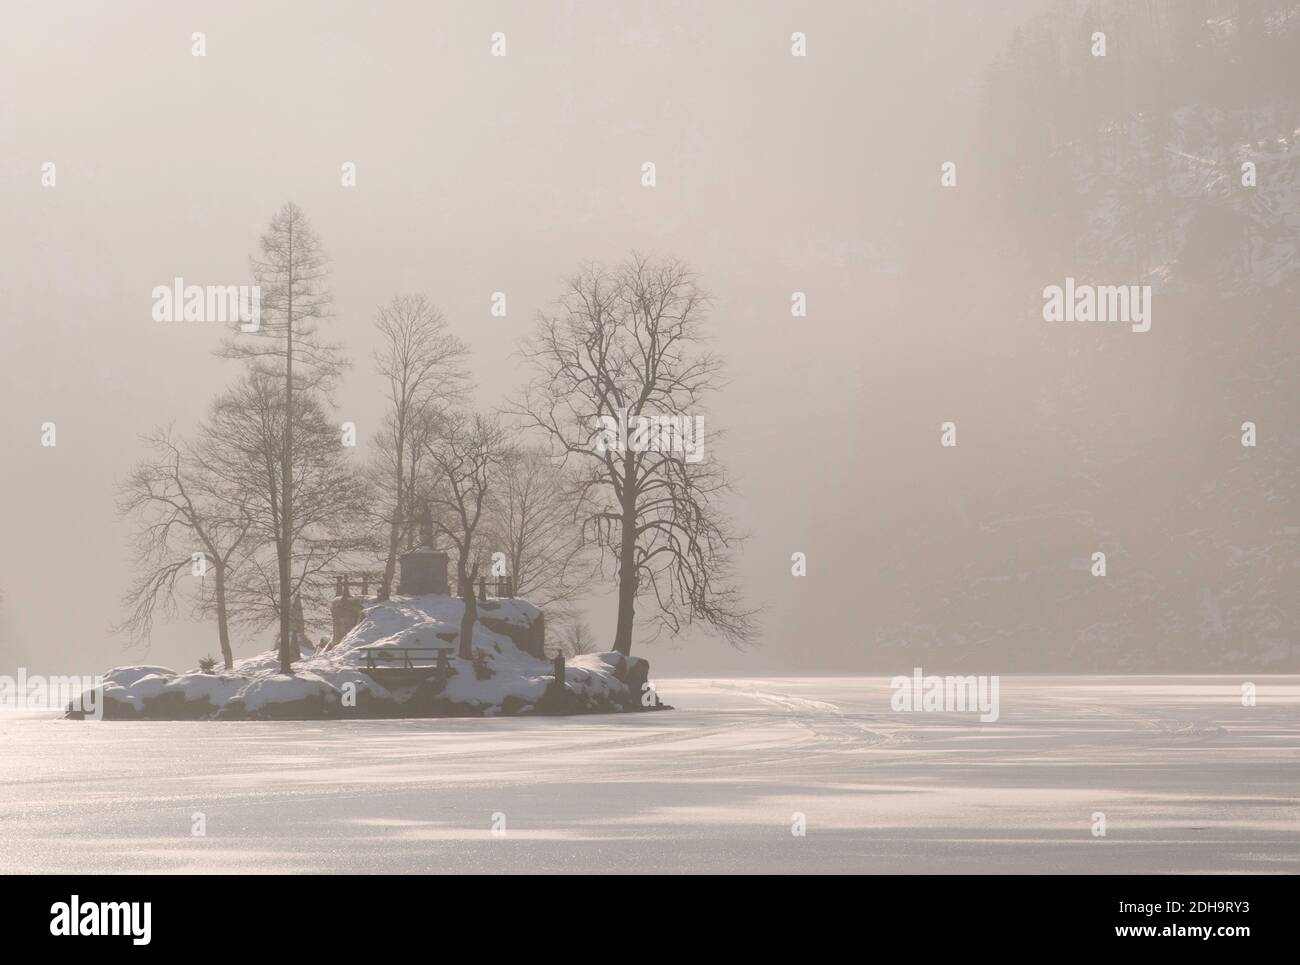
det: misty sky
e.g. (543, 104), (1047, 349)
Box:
(2, 0), (1193, 678)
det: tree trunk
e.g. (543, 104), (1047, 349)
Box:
(458, 563), (477, 660)
(380, 520), (400, 601)
(379, 428), (405, 601)
(612, 489), (638, 656)
(276, 540), (294, 670)
(278, 216), (296, 674)
(214, 560), (234, 671)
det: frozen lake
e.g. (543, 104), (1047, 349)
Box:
(2, 676), (1297, 874)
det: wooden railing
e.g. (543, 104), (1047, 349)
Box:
(456, 576), (516, 599)
(325, 572), (386, 597)
(317, 571), (515, 599)
(356, 646), (454, 672)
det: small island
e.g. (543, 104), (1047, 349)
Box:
(75, 545), (656, 720)
(76, 211), (751, 722)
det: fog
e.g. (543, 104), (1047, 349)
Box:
(1, 0), (1294, 679)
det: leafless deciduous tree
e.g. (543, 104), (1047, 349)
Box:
(513, 254), (754, 656)
(199, 370), (368, 649)
(371, 294), (468, 599)
(484, 444), (584, 614)
(218, 202), (340, 673)
(116, 427), (253, 669)
(555, 613), (598, 657)
(424, 412), (507, 659)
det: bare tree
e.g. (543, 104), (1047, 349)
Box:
(218, 202), (339, 673)
(424, 412), (507, 659)
(372, 294), (468, 599)
(200, 370), (369, 648)
(396, 406), (443, 550)
(485, 444), (584, 612)
(513, 254), (754, 656)
(116, 427), (253, 669)
(555, 613), (598, 657)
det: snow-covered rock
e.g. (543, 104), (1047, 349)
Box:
(71, 594), (661, 720)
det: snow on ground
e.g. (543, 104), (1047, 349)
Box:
(3, 675), (1297, 873)
(83, 594), (647, 719)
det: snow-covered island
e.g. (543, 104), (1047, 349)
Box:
(70, 593), (658, 720)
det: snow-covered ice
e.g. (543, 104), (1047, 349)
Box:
(2, 675), (1296, 873)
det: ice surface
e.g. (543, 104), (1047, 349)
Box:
(2, 675), (1297, 873)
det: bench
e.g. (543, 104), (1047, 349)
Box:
(356, 646), (455, 674)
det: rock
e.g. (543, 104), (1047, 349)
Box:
(330, 594), (365, 648)
(624, 656), (650, 695)
(70, 596), (669, 721)
(479, 609), (545, 659)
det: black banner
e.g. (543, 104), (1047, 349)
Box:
(6, 875), (1288, 949)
